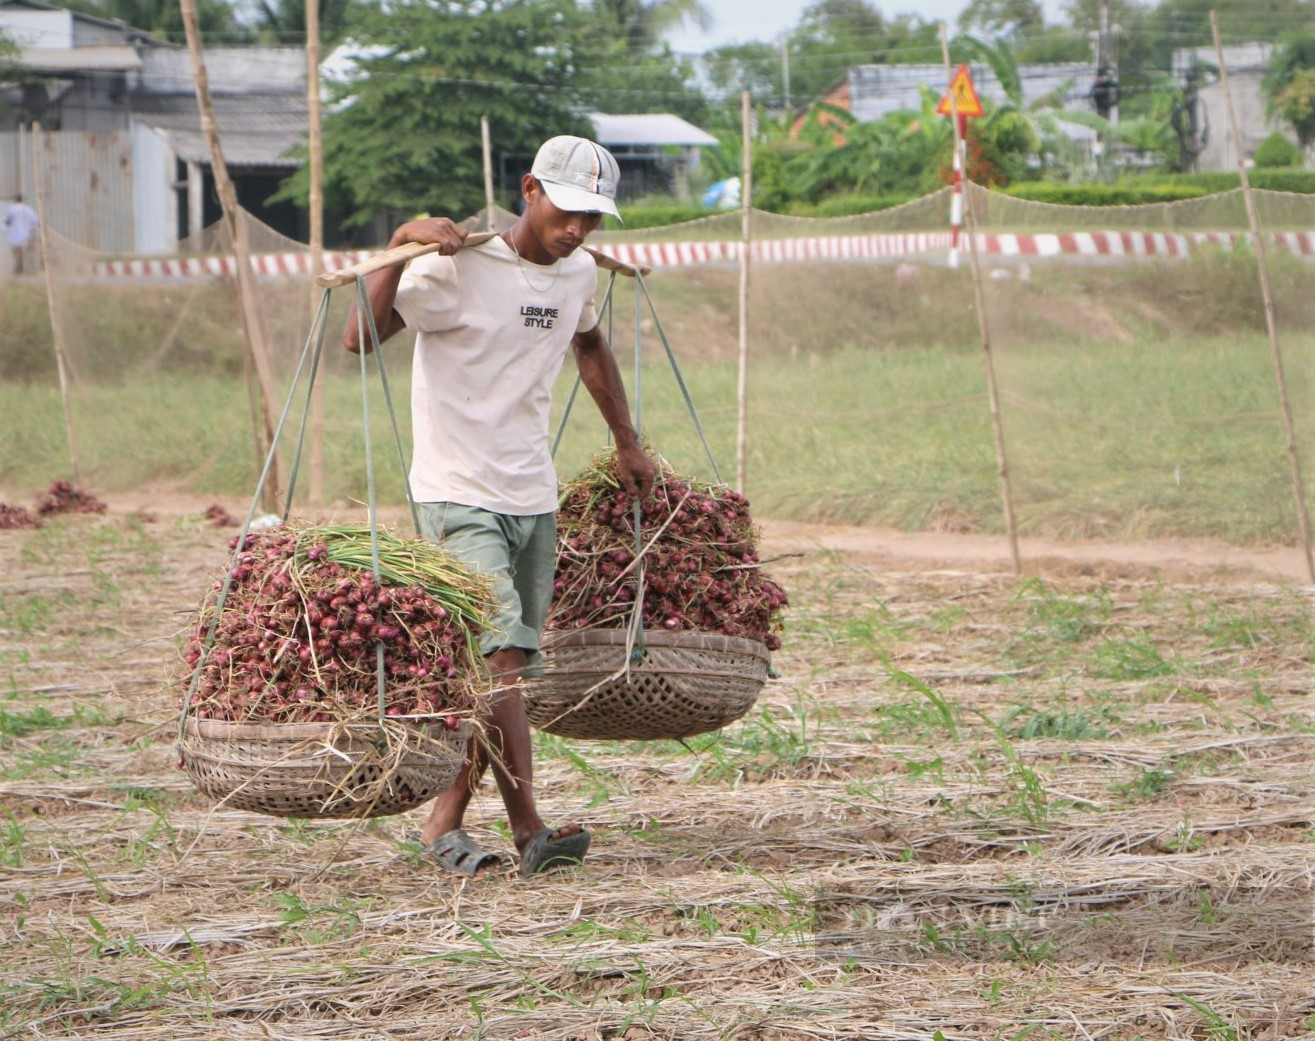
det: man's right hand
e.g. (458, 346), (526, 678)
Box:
(389, 216), (468, 255)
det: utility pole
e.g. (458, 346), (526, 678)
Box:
(781, 34), (791, 117)
(1093, 0), (1119, 124)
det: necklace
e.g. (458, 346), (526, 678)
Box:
(505, 229), (561, 294)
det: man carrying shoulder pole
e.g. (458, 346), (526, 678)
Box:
(343, 136), (656, 878)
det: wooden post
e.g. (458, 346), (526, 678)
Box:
(306, 0), (326, 509)
(735, 90), (752, 495)
(31, 122), (81, 483)
(941, 25), (1021, 575)
(481, 115), (495, 230)
(180, 0), (283, 514)
(1212, 12), (1315, 582)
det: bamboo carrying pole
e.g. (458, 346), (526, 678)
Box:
(1211, 12), (1315, 582)
(481, 116), (495, 229)
(306, 0), (326, 508)
(940, 25), (1020, 575)
(735, 90), (752, 495)
(315, 236), (649, 290)
(180, 0), (282, 515)
(30, 122), (81, 483)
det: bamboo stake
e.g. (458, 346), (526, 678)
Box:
(940, 24), (1020, 575)
(481, 115), (495, 230)
(306, 0), (325, 509)
(735, 90), (752, 495)
(30, 122), (80, 483)
(180, 0), (282, 515)
(1211, 11), (1315, 583)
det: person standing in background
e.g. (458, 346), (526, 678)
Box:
(6, 194), (39, 276)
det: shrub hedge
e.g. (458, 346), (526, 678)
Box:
(998, 182), (1214, 205)
(610, 170), (1315, 229)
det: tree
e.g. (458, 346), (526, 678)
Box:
(248, 0), (355, 46)
(61, 0), (244, 42)
(593, 0), (712, 56)
(291, 0), (608, 227)
(958, 0), (1044, 39)
(703, 42), (783, 105)
(1265, 30), (1315, 147)
(786, 0), (939, 102)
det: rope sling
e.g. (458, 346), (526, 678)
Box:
(175, 282), (467, 819)
(525, 263), (771, 742)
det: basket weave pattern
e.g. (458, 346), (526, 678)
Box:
(523, 629), (769, 740)
(180, 717), (469, 819)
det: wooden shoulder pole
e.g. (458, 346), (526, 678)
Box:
(180, 0), (283, 514)
(1212, 11), (1315, 582)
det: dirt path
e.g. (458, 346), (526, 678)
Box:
(97, 489), (1314, 588)
(760, 519), (1315, 586)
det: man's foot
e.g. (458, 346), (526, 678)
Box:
(518, 824), (591, 878)
(420, 828), (505, 877)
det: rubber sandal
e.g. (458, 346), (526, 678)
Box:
(519, 826), (591, 878)
(420, 828), (504, 877)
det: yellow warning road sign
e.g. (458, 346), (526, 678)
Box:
(936, 64), (985, 119)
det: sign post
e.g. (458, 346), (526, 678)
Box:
(936, 64), (984, 269)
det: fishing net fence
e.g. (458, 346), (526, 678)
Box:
(5, 179), (1315, 557)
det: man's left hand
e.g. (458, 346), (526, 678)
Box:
(616, 444), (658, 499)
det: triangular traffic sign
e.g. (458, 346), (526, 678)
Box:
(936, 64), (985, 118)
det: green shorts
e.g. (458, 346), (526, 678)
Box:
(417, 502), (556, 667)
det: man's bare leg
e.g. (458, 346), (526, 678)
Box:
(419, 648), (582, 857)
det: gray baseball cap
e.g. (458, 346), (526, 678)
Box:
(531, 136), (622, 220)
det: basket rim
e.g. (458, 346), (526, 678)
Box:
(183, 716), (466, 741)
(541, 627), (770, 661)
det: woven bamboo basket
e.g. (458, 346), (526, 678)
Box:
(522, 628), (770, 740)
(179, 716), (470, 819)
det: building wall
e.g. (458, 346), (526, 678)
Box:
(40, 73), (132, 131)
(131, 121), (174, 252)
(0, 126), (35, 199)
(1, 8), (72, 47)
(69, 17), (132, 47)
(0, 129), (134, 250)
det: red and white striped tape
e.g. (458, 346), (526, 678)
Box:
(92, 250), (373, 280)
(87, 230), (1315, 281)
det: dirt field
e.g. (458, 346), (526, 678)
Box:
(1, 501), (1312, 1040)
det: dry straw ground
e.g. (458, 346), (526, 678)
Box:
(1, 506), (1312, 1040)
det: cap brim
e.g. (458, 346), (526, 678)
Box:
(539, 179), (621, 221)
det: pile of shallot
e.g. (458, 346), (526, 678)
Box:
(550, 451), (788, 650)
(1, 480), (107, 529)
(181, 523), (494, 725)
(36, 480), (106, 516)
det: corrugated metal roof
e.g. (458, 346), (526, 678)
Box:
(17, 44), (142, 71)
(589, 113), (718, 147)
(131, 94), (307, 167)
(138, 47), (307, 95)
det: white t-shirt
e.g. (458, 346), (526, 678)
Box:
(6, 202), (37, 247)
(393, 235), (598, 515)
